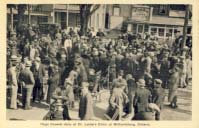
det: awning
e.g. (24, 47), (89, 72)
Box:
(125, 16), (192, 27)
(149, 16), (192, 26)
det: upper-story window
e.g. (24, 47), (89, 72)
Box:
(113, 6), (120, 16)
(170, 5), (186, 11)
(152, 5), (169, 16)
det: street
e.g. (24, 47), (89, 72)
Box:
(7, 87), (192, 120)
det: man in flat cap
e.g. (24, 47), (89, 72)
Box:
(133, 79), (152, 114)
(18, 61), (35, 110)
(79, 82), (94, 120)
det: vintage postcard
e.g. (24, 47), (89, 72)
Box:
(0, 0), (198, 128)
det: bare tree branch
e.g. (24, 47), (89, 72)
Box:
(89, 4), (100, 15)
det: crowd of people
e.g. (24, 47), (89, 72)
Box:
(7, 24), (192, 120)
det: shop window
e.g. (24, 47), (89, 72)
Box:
(158, 28), (165, 37)
(144, 25), (149, 32)
(132, 24), (137, 34)
(150, 27), (157, 35)
(138, 25), (143, 33)
(38, 16), (48, 24)
(113, 6), (120, 16)
(166, 28), (173, 37)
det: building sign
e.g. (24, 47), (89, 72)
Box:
(169, 10), (185, 18)
(131, 6), (150, 21)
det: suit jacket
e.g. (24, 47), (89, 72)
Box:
(19, 68), (35, 87)
(79, 92), (93, 120)
(133, 88), (151, 113)
(152, 87), (165, 109)
(31, 64), (45, 84)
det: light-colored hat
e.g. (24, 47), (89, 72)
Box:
(10, 55), (18, 61)
(179, 56), (185, 59)
(10, 31), (16, 35)
(64, 78), (73, 85)
(35, 57), (41, 62)
(81, 82), (89, 88)
(136, 79), (146, 87)
(154, 79), (162, 85)
(55, 33), (62, 39)
(89, 69), (95, 75)
(25, 60), (32, 67)
(61, 54), (66, 58)
(182, 46), (189, 51)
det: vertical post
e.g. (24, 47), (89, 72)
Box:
(182, 5), (189, 48)
(10, 7), (13, 31)
(164, 25), (166, 41)
(28, 5), (31, 25)
(52, 4), (55, 23)
(66, 4), (69, 27)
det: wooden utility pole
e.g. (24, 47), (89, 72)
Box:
(10, 7), (13, 31)
(28, 5), (31, 25)
(66, 4), (69, 27)
(182, 5), (189, 48)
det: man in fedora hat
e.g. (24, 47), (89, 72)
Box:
(18, 60), (35, 109)
(133, 79), (152, 114)
(79, 82), (94, 120)
(7, 55), (19, 109)
(31, 57), (46, 102)
(152, 79), (165, 120)
(112, 70), (127, 92)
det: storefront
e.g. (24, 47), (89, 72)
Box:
(124, 5), (192, 41)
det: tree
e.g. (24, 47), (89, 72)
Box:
(182, 5), (190, 49)
(79, 4), (100, 36)
(17, 4), (27, 32)
(7, 4), (17, 31)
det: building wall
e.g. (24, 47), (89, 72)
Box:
(89, 5), (106, 31)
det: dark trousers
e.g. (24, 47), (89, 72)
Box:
(63, 105), (71, 120)
(33, 85), (43, 102)
(22, 86), (33, 109)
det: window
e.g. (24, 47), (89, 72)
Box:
(159, 5), (168, 15)
(38, 16), (48, 24)
(166, 28), (173, 37)
(138, 25), (143, 33)
(150, 27), (157, 35)
(158, 28), (165, 37)
(170, 5), (186, 11)
(113, 7), (120, 16)
(144, 25), (149, 32)
(132, 24), (137, 34)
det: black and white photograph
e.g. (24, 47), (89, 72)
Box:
(6, 4), (192, 121)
